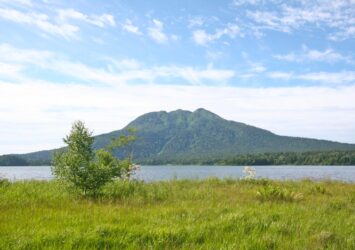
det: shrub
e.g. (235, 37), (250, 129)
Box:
(52, 121), (136, 196)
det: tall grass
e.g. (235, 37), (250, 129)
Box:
(256, 185), (304, 202)
(0, 178), (354, 249)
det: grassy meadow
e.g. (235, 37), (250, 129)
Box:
(0, 178), (354, 249)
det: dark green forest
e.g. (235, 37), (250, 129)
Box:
(1, 150), (355, 166)
(141, 151), (355, 166)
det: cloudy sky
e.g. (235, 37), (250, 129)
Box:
(0, 0), (355, 154)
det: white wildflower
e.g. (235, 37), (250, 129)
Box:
(243, 166), (256, 180)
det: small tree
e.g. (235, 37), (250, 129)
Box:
(52, 121), (135, 196)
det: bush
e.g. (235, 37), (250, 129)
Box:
(52, 121), (135, 196)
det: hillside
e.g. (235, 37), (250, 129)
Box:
(1, 108), (355, 165)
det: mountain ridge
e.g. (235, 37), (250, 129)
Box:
(1, 108), (355, 166)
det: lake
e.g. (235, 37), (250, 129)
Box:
(1, 165), (355, 182)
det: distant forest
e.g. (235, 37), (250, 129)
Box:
(1, 150), (355, 166)
(141, 151), (355, 166)
(0, 155), (48, 166)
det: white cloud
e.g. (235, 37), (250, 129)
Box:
(0, 7), (115, 39)
(147, 19), (169, 43)
(0, 8), (79, 39)
(188, 16), (205, 28)
(206, 51), (224, 60)
(297, 71), (355, 84)
(92, 14), (115, 27)
(170, 34), (179, 41)
(49, 60), (124, 84)
(274, 47), (352, 64)
(268, 70), (355, 84)
(241, 52), (266, 74)
(0, 0), (32, 7)
(45, 60), (235, 85)
(214, 23), (241, 38)
(106, 58), (141, 70)
(268, 71), (293, 80)
(0, 43), (53, 64)
(57, 9), (115, 27)
(233, 0), (265, 6)
(249, 62), (266, 73)
(192, 30), (211, 46)
(192, 24), (241, 46)
(0, 62), (24, 80)
(246, 10), (293, 33)
(0, 44), (48, 81)
(245, 1), (355, 40)
(57, 9), (85, 21)
(0, 43), (235, 85)
(121, 19), (141, 35)
(4, 43), (355, 87)
(329, 26), (355, 41)
(153, 65), (235, 84)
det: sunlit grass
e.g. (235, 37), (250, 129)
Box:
(0, 178), (354, 249)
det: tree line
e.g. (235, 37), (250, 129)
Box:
(1, 148), (355, 167)
(141, 151), (355, 166)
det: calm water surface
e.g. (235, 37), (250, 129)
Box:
(1, 165), (355, 182)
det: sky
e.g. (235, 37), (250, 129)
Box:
(0, 0), (355, 154)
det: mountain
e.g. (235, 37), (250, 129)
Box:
(1, 108), (355, 166)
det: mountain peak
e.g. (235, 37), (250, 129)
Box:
(193, 108), (221, 119)
(5, 109), (355, 166)
(194, 108), (209, 113)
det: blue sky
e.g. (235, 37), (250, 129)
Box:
(0, 0), (355, 154)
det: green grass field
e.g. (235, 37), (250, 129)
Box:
(0, 178), (354, 249)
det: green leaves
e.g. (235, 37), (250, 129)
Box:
(108, 134), (137, 151)
(63, 120), (94, 162)
(52, 121), (137, 196)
